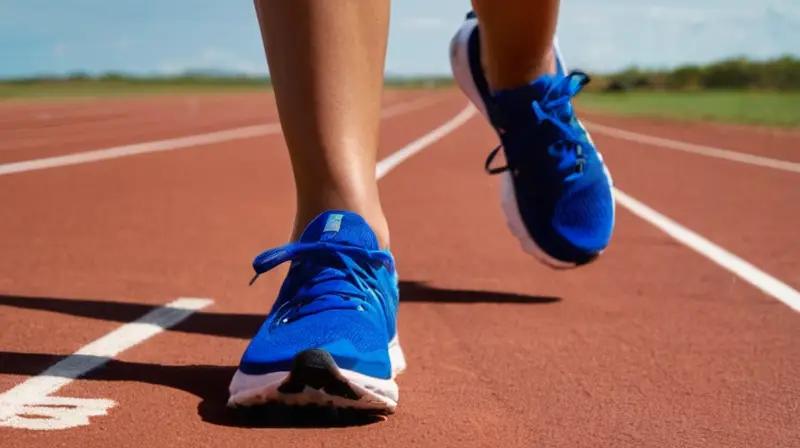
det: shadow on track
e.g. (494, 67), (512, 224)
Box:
(0, 351), (382, 428)
(0, 282), (559, 340)
(0, 282), (559, 428)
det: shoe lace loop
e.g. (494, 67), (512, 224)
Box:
(485, 71), (591, 182)
(249, 242), (393, 324)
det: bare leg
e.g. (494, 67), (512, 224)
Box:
(471, 0), (559, 90)
(253, 0), (391, 247)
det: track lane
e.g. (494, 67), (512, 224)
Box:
(0, 90), (430, 164)
(593, 126), (800, 293)
(0, 90), (798, 447)
(379, 110), (800, 447)
(0, 91), (468, 445)
(581, 111), (800, 163)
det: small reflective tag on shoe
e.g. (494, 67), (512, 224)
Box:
(323, 213), (343, 233)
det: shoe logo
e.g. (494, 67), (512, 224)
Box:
(323, 213), (343, 233)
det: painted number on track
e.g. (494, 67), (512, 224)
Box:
(0, 297), (213, 430)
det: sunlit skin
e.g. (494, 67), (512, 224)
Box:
(252, 0), (560, 248)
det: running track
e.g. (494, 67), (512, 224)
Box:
(1, 90), (798, 447)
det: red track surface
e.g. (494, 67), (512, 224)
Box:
(1, 90), (798, 447)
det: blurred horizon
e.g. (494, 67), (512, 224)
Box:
(1, 0), (798, 79)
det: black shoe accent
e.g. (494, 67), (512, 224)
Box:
(277, 349), (361, 401)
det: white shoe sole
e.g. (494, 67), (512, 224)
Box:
(448, 17), (614, 269)
(227, 336), (407, 414)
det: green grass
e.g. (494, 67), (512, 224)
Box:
(574, 90), (800, 128)
(0, 79), (272, 100)
(0, 77), (456, 101)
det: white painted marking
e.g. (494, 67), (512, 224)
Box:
(377, 104), (477, 178)
(0, 125), (280, 177)
(584, 120), (800, 174)
(0, 396), (115, 431)
(613, 188), (800, 313)
(0, 297), (213, 430)
(0, 96), (441, 177)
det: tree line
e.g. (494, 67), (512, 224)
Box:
(593, 55), (800, 92)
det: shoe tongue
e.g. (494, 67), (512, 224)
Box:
(492, 74), (574, 126)
(298, 210), (380, 251)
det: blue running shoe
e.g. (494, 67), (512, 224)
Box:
(228, 211), (406, 413)
(449, 12), (615, 268)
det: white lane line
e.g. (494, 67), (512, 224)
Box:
(588, 119), (800, 311)
(0, 297), (213, 430)
(0, 95), (442, 177)
(583, 120), (800, 174)
(0, 125), (279, 177)
(377, 104), (477, 178)
(613, 188), (800, 313)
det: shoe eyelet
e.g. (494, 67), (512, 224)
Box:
(575, 159), (586, 174)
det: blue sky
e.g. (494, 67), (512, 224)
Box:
(0, 0), (798, 78)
